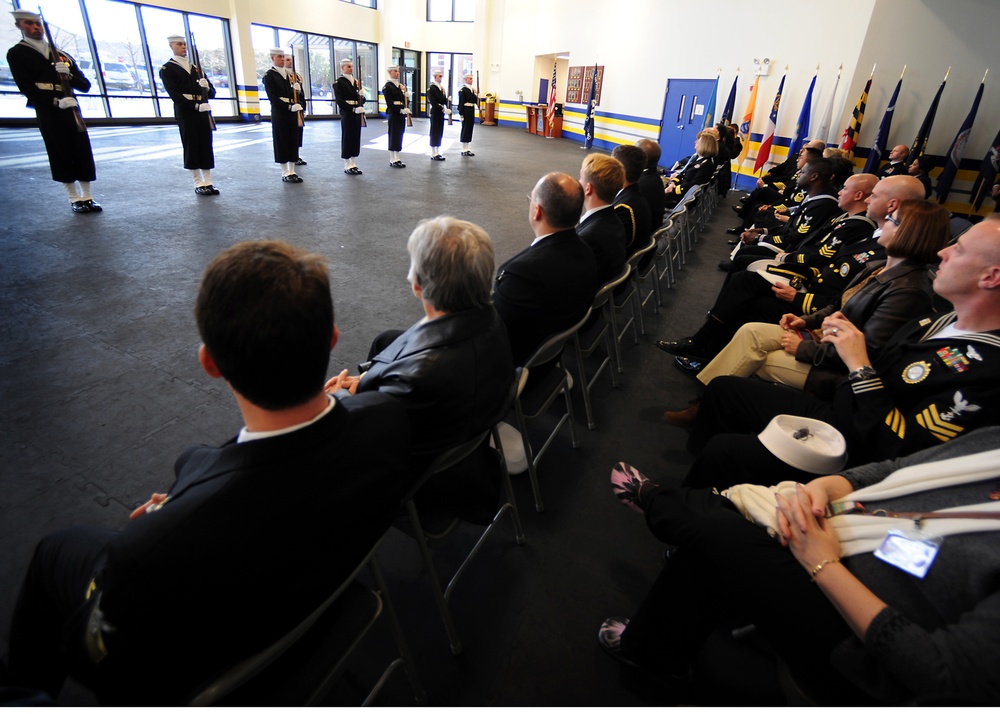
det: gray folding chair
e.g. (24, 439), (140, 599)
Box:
(567, 269), (628, 429)
(397, 380), (525, 655)
(513, 308), (591, 511)
(631, 234), (659, 328)
(653, 217), (678, 294)
(186, 534), (426, 706)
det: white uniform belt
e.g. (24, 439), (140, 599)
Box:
(182, 93), (198, 100)
(463, 102), (476, 107)
(392, 101), (402, 105)
(345, 100), (357, 105)
(280, 97), (291, 103)
(35, 82), (56, 90)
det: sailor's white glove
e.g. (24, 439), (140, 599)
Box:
(54, 61), (71, 77)
(290, 103), (303, 112)
(402, 108), (411, 115)
(354, 107), (366, 114)
(197, 78), (209, 88)
(198, 102), (212, 112)
(57, 96), (78, 109)
(291, 82), (301, 91)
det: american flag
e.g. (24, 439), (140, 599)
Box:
(547, 60), (557, 129)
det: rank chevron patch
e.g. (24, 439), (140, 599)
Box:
(915, 403), (965, 442)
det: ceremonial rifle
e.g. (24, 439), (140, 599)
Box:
(476, 70), (481, 123)
(446, 88), (453, 126)
(289, 52), (304, 128)
(39, 8), (86, 132)
(189, 34), (216, 131)
(355, 57), (367, 127)
(403, 79), (413, 128)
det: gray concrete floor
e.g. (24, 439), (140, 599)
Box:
(0, 117), (783, 705)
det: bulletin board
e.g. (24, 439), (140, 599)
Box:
(566, 65), (604, 105)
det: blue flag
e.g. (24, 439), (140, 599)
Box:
(936, 81), (985, 203)
(906, 78), (946, 165)
(703, 76), (719, 129)
(721, 74), (738, 123)
(789, 73), (816, 159)
(969, 126), (1000, 211)
(863, 76), (903, 174)
(583, 63), (598, 149)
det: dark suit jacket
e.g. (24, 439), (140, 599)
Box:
(613, 185), (652, 257)
(92, 393), (411, 703)
(492, 228), (599, 366)
(638, 167), (667, 228)
(578, 206), (627, 286)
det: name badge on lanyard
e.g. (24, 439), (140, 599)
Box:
(873, 528), (942, 578)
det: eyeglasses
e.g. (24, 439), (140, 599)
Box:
(884, 214), (900, 226)
(526, 193), (534, 203)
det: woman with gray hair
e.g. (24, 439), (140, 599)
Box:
(326, 216), (513, 522)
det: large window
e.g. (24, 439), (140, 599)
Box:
(341, 0), (376, 7)
(427, 51), (473, 110)
(251, 24), (376, 118)
(2, 0), (235, 120)
(427, 0), (474, 22)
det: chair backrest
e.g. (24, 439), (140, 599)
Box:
(187, 535), (389, 705)
(516, 306), (594, 397)
(627, 234), (657, 269)
(592, 264), (631, 309)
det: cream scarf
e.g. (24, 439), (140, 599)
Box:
(722, 449), (1000, 556)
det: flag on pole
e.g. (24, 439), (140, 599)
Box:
(906, 70), (948, 165)
(840, 76), (872, 153)
(863, 73), (904, 174)
(721, 72), (738, 123)
(789, 71), (817, 159)
(703, 74), (719, 129)
(547, 60), (557, 130)
(736, 75), (760, 165)
(816, 65), (842, 144)
(969, 126), (1000, 210)
(936, 79), (985, 203)
(754, 72), (786, 173)
(583, 62), (598, 149)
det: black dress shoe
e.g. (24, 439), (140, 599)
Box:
(674, 356), (705, 375)
(731, 205), (742, 215)
(209, 185), (220, 195)
(282, 174), (303, 183)
(461, 150), (475, 156)
(195, 186), (210, 195)
(717, 259), (733, 271)
(71, 200), (91, 213)
(85, 199), (102, 211)
(430, 155), (446, 161)
(655, 338), (708, 359)
(344, 167), (362, 175)
(295, 158), (307, 165)
(727, 239), (739, 246)
(725, 227), (741, 235)
(390, 160), (406, 168)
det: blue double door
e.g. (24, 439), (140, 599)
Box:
(656, 78), (718, 170)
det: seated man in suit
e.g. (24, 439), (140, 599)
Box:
(611, 145), (653, 259)
(493, 171), (599, 367)
(5, 241), (413, 704)
(636, 139), (667, 229)
(578, 153), (627, 286)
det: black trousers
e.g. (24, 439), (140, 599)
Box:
(8, 526), (116, 698)
(386, 112), (405, 152)
(619, 485), (865, 702)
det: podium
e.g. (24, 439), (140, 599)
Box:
(525, 105), (562, 138)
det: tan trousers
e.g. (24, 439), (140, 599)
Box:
(696, 322), (812, 390)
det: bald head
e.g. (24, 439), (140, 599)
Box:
(531, 172), (584, 231)
(888, 144), (909, 162)
(934, 216), (1000, 328)
(866, 175), (926, 225)
(635, 139), (661, 168)
(806, 139), (826, 152)
(839, 173), (878, 213)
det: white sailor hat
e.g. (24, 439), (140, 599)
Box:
(283, 51), (293, 58)
(340, 57), (354, 65)
(269, 47), (285, 55)
(387, 65), (399, 72)
(463, 72), (474, 79)
(431, 67), (444, 76)
(758, 415), (847, 474)
(11, 9), (42, 21)
(167, 34), (185, 43)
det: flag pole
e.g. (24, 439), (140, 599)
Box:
(900, 64), (906, 80)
